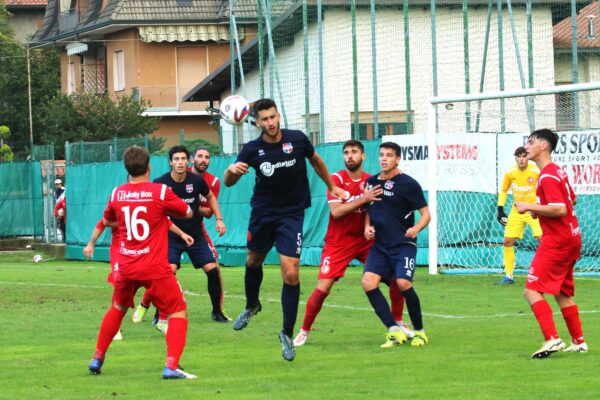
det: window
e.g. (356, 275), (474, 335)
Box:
(350, 111), (412, 140)
(67, 61), (76, 94)
(113, 50), (125, 91)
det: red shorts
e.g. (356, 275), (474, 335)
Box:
(112, 274), (187, 315)
(525, 250), (576, 297)
(202, 223), (218, 260)
(318, 239), (372, 280)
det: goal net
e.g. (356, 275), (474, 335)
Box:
(392, 83), (600, 275)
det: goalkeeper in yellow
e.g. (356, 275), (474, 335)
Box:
(496, 146), (542, 285)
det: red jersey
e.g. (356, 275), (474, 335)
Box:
(200, 171), (220, 204)
(537, 163), (581, 260)
(103, 181), (191, 280)
(324, 170), (370, 244)
(54, 198), (66, 223)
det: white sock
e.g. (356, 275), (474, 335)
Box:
(388, 325), (400, 332)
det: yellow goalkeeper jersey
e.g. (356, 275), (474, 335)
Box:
(498, 163), (540, 207)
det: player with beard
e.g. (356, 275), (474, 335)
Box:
(224, 98), (345, 361)
(293, 140), (411, 347)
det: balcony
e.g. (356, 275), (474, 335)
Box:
(133, 86), (212, 114)
(81, 63), (106, 95)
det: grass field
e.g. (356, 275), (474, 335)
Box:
(1, 250), (599, 400)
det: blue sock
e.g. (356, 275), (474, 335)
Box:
(366, 288), (396, 329)
(244, 265), (263, 309)
(281, 282), (300, 337)
(402, 287), (423, 331)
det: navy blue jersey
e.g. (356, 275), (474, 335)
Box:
(365, 172), (428, 246)
(154, 172), (210, 240)
(237, 129), (315, 215)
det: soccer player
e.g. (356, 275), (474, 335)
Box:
(87, 145), (197, 379)
(190, 148), (225, 276)
(224, 98), (345, 361)
(363, 142), (431, 348)
(54, 196), (67, 242)
(84, 214), (195, 340)
(152, 145), (227, 326)
(515, 129), (587, 358)
(293, 140), (411, 347)
(496, 146), (542, 285)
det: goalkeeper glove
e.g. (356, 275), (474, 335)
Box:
(497, 206), (508, 226)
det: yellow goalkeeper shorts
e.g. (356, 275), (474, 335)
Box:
(504, 208), (542, 239)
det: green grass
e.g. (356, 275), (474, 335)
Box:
(1, 250), (599, 400)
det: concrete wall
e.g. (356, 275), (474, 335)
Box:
(7, 10), (44, 43)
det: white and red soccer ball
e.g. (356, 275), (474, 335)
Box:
(220, 95), (250, 125)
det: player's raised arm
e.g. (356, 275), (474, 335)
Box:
(330, 184), (383, 220)
(309, 152), (346, 199)
(224, 162), (249, 187)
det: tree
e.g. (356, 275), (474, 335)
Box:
(0, 125), (13, 162)
(0, 2), (61, 159)
(36, 93), (162, 159)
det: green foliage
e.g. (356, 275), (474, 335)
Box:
(0, 144), (13, 161)
(0, 7), (61, 159)
(1, 261), (600, 399)
(151, 138), (220, 156)
(0, 125), (10, 138)
(37, 93), (161, 159)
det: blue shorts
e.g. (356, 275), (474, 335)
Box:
(247, 211), (303, 258)
(168, 236), (215, 269)
(364, 242), (417, 283)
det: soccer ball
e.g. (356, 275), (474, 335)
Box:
(33, 254), (43, 263)
(219, 95), (250, 125)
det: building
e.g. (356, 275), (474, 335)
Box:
(29, 0), (292, 148)
(185, 1), (593, 154)
(4, 0), (47, 43)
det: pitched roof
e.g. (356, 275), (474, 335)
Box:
(554, 1), (600, 49)
(30, 0), (295, 46)
(4, 0), (47, 5)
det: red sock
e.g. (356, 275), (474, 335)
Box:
(141, 291), (151, 308)
(389, 283), (405, 321)
(93, 306), (126, 360)
(165, 317), (188, 370)
(531, 300), (558, 341)
(301, 288), (329, 332)
(561, 305), (585, 344)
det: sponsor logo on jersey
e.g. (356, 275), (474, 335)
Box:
(528, 177), (534, 183)
(258, 149), (265, 156)
(359, 182), (366, 191)
(186, 184), (194, 193)
(259, 159), (297, 177)
(282, 142), (294, 154)
(117, 190), (153, 201)
(384, 180), (394, 190)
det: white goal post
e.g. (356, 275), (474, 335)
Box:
(426, 82), (600, 275)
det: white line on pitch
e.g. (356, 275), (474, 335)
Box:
(182, 290), (600, 319)
(1, 281), (598, 320)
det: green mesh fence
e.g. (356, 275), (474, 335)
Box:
(63, 140), (388, 265)
(0, 162), (44, 237)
